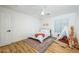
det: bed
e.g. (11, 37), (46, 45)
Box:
(28, 28), (50, 43)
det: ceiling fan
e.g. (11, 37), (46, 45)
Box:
(40, 6), (51, 16)
(41, 9), (45, 16)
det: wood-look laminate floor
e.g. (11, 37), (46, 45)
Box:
(45, 42), (79, 53)
(0, 38), (79, 53)
(0, 40), (38, 53)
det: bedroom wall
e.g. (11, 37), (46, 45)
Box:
(41, 13), (76, 37)
(0, 7), (41, 46)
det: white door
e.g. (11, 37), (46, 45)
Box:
(0, 12), (12, 46)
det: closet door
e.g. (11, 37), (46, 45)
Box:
(0, 12), (12, 46)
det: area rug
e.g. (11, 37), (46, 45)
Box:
(23, 37), (56, 53)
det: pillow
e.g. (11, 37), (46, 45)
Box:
(35, 33), (45, 37)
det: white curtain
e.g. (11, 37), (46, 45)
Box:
(54, 18), (69, 34)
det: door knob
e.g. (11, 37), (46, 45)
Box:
(7, 30), (11, 32)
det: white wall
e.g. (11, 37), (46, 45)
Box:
(0, 7), (41, 46)
(41, 13), (76, 38)
(41, 13), (76, 30)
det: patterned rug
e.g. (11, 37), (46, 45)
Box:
(24, 37), (56, 53)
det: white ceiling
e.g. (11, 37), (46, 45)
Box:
(1, 5), (79, 18)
